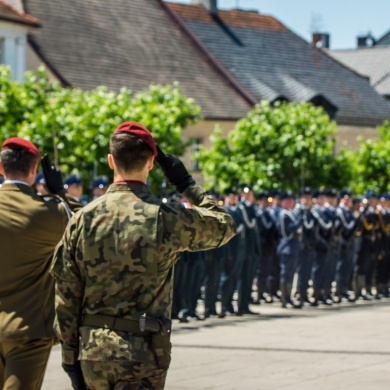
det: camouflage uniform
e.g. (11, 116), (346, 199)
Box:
(50, 182), (236, 389)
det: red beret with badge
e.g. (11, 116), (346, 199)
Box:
(114, 122), (157, 157)
(1, 137), (41, 159)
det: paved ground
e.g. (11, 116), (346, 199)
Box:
(42, 299), (390, 389)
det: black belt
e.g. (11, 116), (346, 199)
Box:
(82, 314), (152, 337)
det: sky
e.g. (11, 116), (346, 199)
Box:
(168, 0), (390, 50)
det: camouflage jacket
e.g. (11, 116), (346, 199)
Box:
(50, 182), (236, 364)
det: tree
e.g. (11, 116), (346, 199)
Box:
(350, 120), (390, 194)
(0, 66), (202, 194)
(195, 101), (352, 193)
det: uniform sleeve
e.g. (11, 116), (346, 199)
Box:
(160, 184), (236, 252)
(56, 189), (83, 214)
(50, 213), (85, 365)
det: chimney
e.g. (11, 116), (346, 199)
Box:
(191, 0), (218, 15)
(357, 34), (376, 48)
(312, 33), (330, 49)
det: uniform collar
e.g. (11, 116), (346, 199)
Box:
(3, 179), (29, 186)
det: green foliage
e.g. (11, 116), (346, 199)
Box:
(196, 101), (351, 192)
(350, 120), (390, 194)
(0, 66), (201, 194)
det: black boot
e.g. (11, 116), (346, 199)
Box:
(281, 283), (293, 308)
(311, 289), (320, 307)
(356, 275), (371, 300)
(321, 288), (333, 305)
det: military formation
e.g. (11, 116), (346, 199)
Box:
(171, 185), (390, 321)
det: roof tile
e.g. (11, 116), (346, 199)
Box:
(168, 2), (389, 126)
(168, 2), (288, 31)
(328, 45), (390, 96)
(24, 0), (251, 119)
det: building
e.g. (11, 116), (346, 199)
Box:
(167, 1), (389, 148)
(328, 32), (390, 101)
(377, 29), (390, 46)
(2, 0), (389, 153)
(0, 0), (39, 81)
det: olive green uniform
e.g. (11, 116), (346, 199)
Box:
(0, 183), (81, 389)
(51, 182), (236, 389)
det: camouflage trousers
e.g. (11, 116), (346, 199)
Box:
(80, 360), (168, 390)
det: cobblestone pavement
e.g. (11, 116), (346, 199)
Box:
(43, 299), (390, 390)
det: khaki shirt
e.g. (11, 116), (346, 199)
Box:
(0, 183), (81, 341)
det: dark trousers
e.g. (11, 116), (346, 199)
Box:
(356, 238), (376, 287)
(204, 252), (225, 315)
(323, 244), (340, 291)
(186, 254), (206, 316)
(220, 239), (245, 312)
(237, 254), (257, 311)
(0, 338), (52, 390)
(172, 256), (189, 317)
(256, 247), (274, 296)
(336, 244), (355, 291)
(376, 237), (390, 286)
(279, 254), (298, 285)
(297, 245), (315, 294)
(312, 249), (329, 290)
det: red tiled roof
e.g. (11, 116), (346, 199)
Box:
(0, 0), (40, 26)
(167, 2), (288, 32)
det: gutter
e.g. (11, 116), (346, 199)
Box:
(158, 0), (257, 106)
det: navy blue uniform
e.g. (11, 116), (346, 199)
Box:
(311, 204), (333, 304)
(335, 204), (358, 299)
(237, 200), (261, 314)
(276, 208), (302, 307)
(220, 205), (246, 315)
(296, 206), (316, 302)
(255, 205), (276, 301)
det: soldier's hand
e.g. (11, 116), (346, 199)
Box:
(62, 362), (87, 390)
(156, 145), (195, 193)
(41, 154), (64, 194)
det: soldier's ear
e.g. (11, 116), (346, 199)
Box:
(0, 163), (4, 176)
(107, 154), (115, 170)
(146, 154), (154, 171)
(30, 160), (38, 176)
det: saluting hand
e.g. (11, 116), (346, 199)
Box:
(155, 145), (195, 193)
(41, 154), (64, 194)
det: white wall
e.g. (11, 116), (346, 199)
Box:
(0, 21), (28, 81)
(3, 1), (23, 11)
(3, 0), (23, 12)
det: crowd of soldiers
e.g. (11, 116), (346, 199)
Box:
(29, 173), (390, 320)
(171, 185), (390, 322)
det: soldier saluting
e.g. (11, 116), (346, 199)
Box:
(50, 122), (236, 389)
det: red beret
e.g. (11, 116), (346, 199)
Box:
(114, 122), (157, 157)
(2, 137), (41, 159)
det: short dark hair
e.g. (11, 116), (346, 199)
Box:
(1, 147), (38, 177)
(110, 133), (152, 172)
